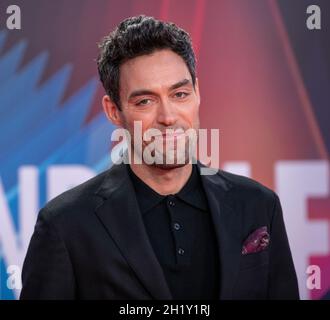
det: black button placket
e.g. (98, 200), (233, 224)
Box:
(166, 195), (194, 267)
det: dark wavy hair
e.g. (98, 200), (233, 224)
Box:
(97, 15), (196, 110)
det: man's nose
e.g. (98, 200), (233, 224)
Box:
(156, 99), (177, 126)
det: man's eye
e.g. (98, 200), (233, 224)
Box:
(136, 99), (151, 106)
(174, 92), (189, 98)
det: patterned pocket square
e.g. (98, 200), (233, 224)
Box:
(242, 226), (270, 255)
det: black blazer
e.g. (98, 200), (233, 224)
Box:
(20, 162), (299, 300)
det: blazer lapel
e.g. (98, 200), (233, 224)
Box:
(198, 163), (242, 300)
(94, 162), (172, 300)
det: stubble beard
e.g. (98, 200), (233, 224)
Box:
(131, 128), (198, 170)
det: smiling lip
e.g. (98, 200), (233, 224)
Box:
(159, 128), (185, 136)
(160, 132), (185, 140)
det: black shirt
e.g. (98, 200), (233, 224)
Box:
(128, 164), (220, 299)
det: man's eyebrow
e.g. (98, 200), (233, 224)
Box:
(128, 89), (154, 100)
(127, 79), (192, 100)
(169, 78), (192, 91)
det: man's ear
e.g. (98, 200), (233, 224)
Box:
(102, 95), (122, 126)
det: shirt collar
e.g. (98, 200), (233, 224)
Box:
(128, 164), (208, 214)
(176, 164), (208, 211)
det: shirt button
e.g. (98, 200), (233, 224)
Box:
(173, 222), (181, 231)
(168, 200), (175, 207)
(178, 248), (185, 255)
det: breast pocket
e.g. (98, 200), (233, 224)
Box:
(239, 249), (269, 270)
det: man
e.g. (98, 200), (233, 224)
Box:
(20, 15), (299, 299)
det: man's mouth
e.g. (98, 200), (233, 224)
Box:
(160, 132), (185, 140)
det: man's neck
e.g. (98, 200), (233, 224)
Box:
(129, 162), (193, 196)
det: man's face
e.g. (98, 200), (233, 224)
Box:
(106, 49), (200, 169)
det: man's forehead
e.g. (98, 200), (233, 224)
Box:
(119, 50), (191, 91)
(125, 78), (192, 101)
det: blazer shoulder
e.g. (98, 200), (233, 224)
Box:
(218, 169), (277, 202)
(39, 168), (110, 223)
(216, 170), (280, 225)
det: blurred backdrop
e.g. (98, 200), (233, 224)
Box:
(0, 0), (329, 299)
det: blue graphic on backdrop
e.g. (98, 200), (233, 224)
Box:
(0, 31), (115, 299)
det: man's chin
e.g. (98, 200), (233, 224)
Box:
(147, 152), (192, 170)
(151, 161), (188, 170)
